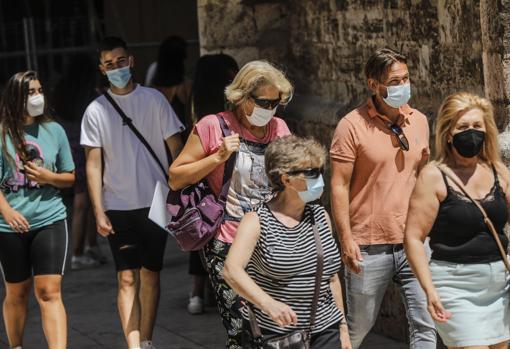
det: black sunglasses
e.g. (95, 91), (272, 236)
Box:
(389, 123), (409, 151)
(287, 167), (324, 179)
(250, 94), (281, 109)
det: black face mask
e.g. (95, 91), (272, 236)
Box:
(452, 129), (485, 158)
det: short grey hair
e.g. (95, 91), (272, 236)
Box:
(265, 135), (327, 192)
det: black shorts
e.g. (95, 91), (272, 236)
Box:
(106, 208), (168, 272)
(0, 220), (68, 283)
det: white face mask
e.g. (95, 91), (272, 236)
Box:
(382, 83), (411, 109)
(246, 106), (277, 127)
(26, 94), (45, 117)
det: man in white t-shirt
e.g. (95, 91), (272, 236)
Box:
(81, 37), (184, 349)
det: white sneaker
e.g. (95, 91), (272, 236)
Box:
(187, 295), (204, 315)
(71, 255), (100, 270)
(141, 340), (156, 349)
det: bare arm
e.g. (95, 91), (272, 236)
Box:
(165, 133), (184, 161)
(330, 159), (362, 273)
(223, 212), (298, 327)
(403, 164), (450, 322)
(24, 162), (75, 188)
(0, 191), (29, 232)
(85, 146), (113, 236)
(168, 131), (239, 190)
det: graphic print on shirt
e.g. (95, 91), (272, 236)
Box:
(1, 141), (45, 192)
(224, 139), (273, 222)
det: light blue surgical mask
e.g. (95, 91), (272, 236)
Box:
(106, 65), (132, 88)
(298, 175), (325, 203)
(383, 83), (411, 109)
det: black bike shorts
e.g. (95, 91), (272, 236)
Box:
(0, 220), (68, 283)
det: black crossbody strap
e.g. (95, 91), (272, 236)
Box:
(309, 208), (324, 331)
(103, 92), (169, 181)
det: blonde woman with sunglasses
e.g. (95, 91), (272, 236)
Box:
(169, 60), (292, 349)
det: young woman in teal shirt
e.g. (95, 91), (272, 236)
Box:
(0, 71), (75, 349)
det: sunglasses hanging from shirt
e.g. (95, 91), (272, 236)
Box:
(377, 115), (409, 151)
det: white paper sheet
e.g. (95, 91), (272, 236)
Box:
(148, 181), (172, 234)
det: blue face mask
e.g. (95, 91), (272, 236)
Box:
(106, 65), (132, 88)
(298, 175), (325, 203)
(383, 83), (411, 109)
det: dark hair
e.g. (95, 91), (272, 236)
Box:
(0, 71), (51, 166)
(152, 36), (188, 87)
(365, 48), (407, 82)
(53, 54), (98, 122)
(97, 36), (129, 60)
(192, 54), (239, 120)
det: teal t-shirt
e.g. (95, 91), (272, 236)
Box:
(0, 121), (75, 232)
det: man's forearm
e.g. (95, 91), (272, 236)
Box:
(88, 176), (104, 216)
(331, 186), (353, 242)
(86, 162), (105, 216)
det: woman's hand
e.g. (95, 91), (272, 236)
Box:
(216, 134), (240, 162)
(427, 290), (451, 323)
(340, 323), (352, 349)
(262, 299), (298, 327)
(1, 207), (29, 233)
(24, 161), (54, 185)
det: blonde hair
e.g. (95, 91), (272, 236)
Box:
(434, 92), (501, 164)
(265, 135), (327, 192)
(224, 60), (293, 109)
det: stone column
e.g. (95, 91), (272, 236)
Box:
(481, 0), (510, 133)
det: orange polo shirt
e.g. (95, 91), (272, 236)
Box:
(330, 97), (429, 245)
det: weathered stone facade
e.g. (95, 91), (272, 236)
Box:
(198, 0), (510, 344)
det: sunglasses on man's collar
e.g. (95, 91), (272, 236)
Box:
(388, 123), (409, 151)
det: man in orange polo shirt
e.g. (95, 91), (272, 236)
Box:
(330, 48), (436, 349)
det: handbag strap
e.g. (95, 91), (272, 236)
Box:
(438, 165), (510, 272)
(309, 210), (324, 331)
(247, 206), (325, 343)
(103, 92), (169, 181)
(216, 115), (236, 204)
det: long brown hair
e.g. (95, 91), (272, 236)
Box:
(0, 71), (51, 168)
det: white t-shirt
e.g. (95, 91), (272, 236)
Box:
(80, 84), (184, 211)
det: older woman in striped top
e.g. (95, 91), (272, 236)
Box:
(224, 135), (351, 348)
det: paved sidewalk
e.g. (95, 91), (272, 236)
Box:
(0, 238), (406, 348)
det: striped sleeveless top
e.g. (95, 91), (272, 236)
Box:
(242, 203), (344, 334)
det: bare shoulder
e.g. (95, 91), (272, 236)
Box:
(493, 161), (510, 191)
(418, 163), (443, 184)
(236, 211), (261, 242)
(239, 211), (261, 232)
(417, 163), (447, 199)
(241, 211), (260, 223)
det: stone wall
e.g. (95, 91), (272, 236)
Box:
(197, 0), (507, 344)
(198, 0), (486, 125)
